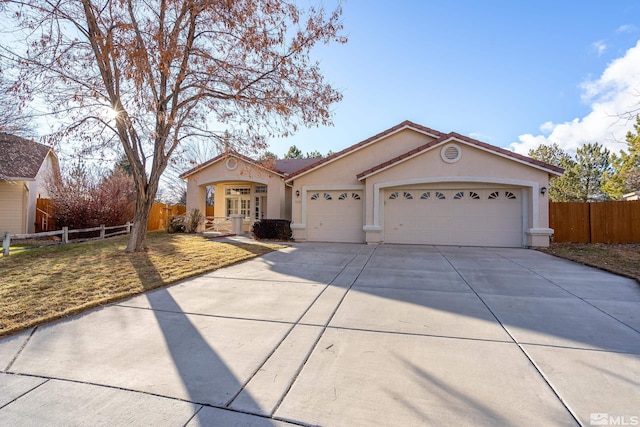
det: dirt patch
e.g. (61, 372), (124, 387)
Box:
(538, 243), (640, 282)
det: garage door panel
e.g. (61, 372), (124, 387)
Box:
(307, 191), (364, 243)
(384, 189), (522, 247)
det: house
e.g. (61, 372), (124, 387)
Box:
(181, 120), (563, 247)
(0, 133), (59, 234)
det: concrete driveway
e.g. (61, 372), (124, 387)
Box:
(1, 241), (639, 426)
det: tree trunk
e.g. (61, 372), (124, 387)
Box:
(126, 194), (154, 252)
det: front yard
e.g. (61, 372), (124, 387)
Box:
(539, 243), (640, 282)
(0, 232), (282, 337)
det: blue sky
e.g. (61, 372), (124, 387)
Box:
(269, 0), (640, 157)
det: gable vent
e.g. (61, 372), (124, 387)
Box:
(441, 143), (462, 163)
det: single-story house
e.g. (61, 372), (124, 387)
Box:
(0, 133), (59, 234)
(181, 120), (563, 247)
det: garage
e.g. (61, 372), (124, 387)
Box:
(384, 188), (523, 247)
(307, 190), (364, 242)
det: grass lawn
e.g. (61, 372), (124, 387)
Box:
(0, 231), (283, 337)
(539, 243), (640, 282)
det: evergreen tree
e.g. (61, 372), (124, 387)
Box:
(284, 145), (304, 159)
(602, 116), (640, 199)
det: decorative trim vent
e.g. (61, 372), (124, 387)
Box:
(226, 157), (238, 170)
(440, 143), (462, 163)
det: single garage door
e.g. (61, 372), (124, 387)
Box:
(384, 188), (523, 247)
(307, 190), (364, 242)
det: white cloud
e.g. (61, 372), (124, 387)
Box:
(616, 24), (637, 34)
(510, 40), (640, 156)
(592, 40), (607, 56)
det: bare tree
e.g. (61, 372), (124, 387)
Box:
(1, 0), (346, 251)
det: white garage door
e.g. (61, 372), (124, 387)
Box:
(307, 190), (364, 243)
(384, 189), (523, 247)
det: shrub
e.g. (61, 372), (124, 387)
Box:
(251, 219), (292, 240)
(166, 209), (203, 233)
(47, 164), (135, 231)
(167, 215), (186, 233)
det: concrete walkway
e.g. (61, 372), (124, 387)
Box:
(1, 242), (639, 426)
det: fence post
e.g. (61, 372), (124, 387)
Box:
(62, 226), (68, 244)
(100, 224), (105, 239)
(126, 221), (131, 233)
(2, 232), (10, 256)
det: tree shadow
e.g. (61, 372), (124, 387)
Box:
(130, 251), (279, 425)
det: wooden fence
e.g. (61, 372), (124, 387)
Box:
(146, 204), (214, 231)
(550, 201), (640, 243)
(33, 199), (213, 233)
(2, 222), (131, 256)
(35, 198), (56, 232)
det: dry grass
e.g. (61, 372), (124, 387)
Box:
(539, 243), (640, 282)
(0, 232), (283, 337)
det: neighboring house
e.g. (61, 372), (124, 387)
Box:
(0, 133), (59, 234)
(182, 120), (563, 247)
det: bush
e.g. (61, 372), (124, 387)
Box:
(166, 209), (203, 233)
(47, 164), (135, 231)
(167, 215), (186, 233)
(251, 219), (292, 240)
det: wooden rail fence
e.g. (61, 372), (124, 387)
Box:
(2, 222), (132, 256)
(550, 201), (640, 243)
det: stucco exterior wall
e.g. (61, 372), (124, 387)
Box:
(290, 128), (437, 225)
(360, 143), (552, 246)
(0, 180), (26, 234)
(184, 156), (288, 225)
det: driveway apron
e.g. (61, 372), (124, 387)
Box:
(1, 241), (639, 426)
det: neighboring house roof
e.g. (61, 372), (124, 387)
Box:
(285, 120), (445, 182)
(0, 133), (54, 180)
(356, 131), (565, 180)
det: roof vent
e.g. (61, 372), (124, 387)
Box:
(441, 143), (462, 163)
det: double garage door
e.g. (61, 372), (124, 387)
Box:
(305, 187), (523, 247)
(384, 188), (523, 247)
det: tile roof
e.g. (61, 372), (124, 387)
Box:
(356, 131), (564, 180)
(272, 158), (320, 175)
(178, 121), (563, 182)
(0, 133), (53, 180)
(284, 120), (445, 182)
(178, 151), (320, 179)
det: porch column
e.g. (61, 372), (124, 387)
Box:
(186, 178), (207, 231)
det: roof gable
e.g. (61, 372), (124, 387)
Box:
(356, 132), (564, 180)
(284, 120), (444, 182)
(0, 133), (54, 180)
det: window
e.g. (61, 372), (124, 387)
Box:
(339, 192), (348, 200)
(389, 192), (399, 200)
(352, 193), (361, 200)
(435, 192), (446, 200)
(226, 187), (250, 195)
(255, 185), (267, 193)
(469, 192), (480, 200)
(225, 186), (250, 218)
(226, 198), (250, 218)
(505, 191), (517, 200)
(489, 191), (500, 200)
(310, 192), (319, 200)
(420, 192), (430, 199)
(453, 191), (464, 200)
(403, 192), (413, 200)
(323, 193), (332, 200)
